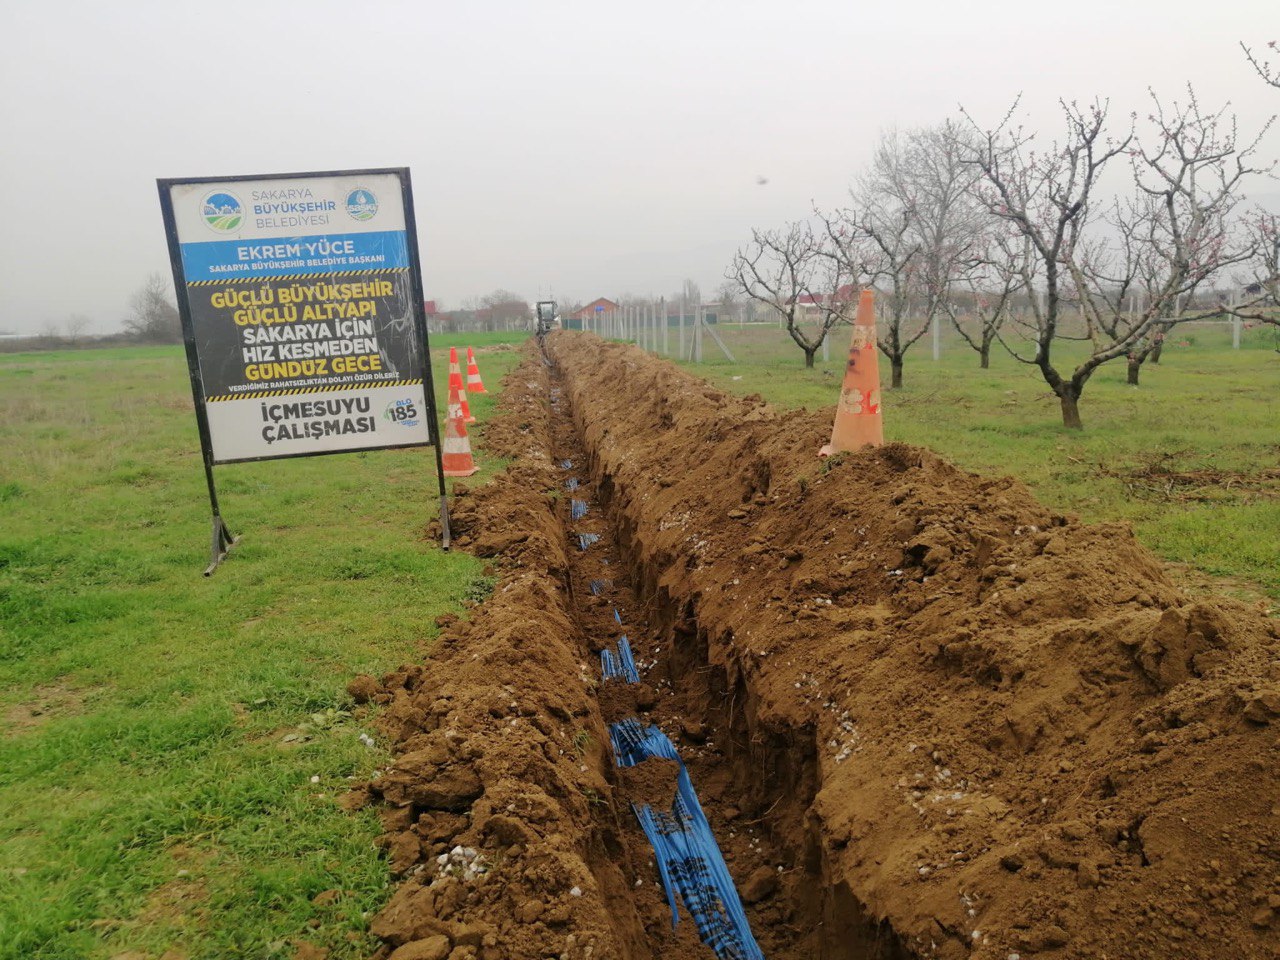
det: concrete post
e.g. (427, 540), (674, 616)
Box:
(679, 297), (686, 360)
(1232, 292), (1241, 349)
(662, 297), (669, 356)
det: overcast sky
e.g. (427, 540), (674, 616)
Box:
(1, 0), (1276, 334)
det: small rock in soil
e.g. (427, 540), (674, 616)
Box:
(337, 787), (373, 811)
(680, 720), (709, 744)
(389, 936), (451, 960)
(741, 866), (779, 903)
(634, 684), (658, 711)
(515, 900), (544, 923)
(1024, 925), (1071, 950)
(347, 675), (380, 704)
(1077, 860), (1100, 888)
(387, 831), (422, 875)
(1242, 692), (1280, 724)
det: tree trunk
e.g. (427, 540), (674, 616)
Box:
(1149, 338), (1164, 364)
(1127, 356), (1142, 385)
(979, 341), (991, 369)
(1059, 391), (1083, 429)
(804, 347), (817, 368)
(890, 357), (904, 388)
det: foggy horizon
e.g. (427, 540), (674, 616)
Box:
(1, 0), (1276, 336)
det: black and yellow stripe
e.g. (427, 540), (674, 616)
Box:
(187, 268), (409, 287)
(206, 378), (423, 402)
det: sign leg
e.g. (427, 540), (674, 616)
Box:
(204, 514), (240, 577)
(439, 495), (452, 551)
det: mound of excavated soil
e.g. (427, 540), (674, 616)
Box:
(352, 336), (1280, 960)
(546, 332), (1280, 960)
(348, 368), (643, 960)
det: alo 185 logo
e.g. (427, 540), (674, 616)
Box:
(201, 191), (243, 232)
(384, 398), (418, 427)
(346, 188), (378, 221)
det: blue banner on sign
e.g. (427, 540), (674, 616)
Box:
(179, 230), (409, 281)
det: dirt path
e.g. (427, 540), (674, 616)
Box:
(352, 336), (1280, 960)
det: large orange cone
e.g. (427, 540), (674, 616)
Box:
(465, 347), (488, 394)
(448, 347), (475, 423)
(820, 289), (883, 456)
(441, 382), (478, 477)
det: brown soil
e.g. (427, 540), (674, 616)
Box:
(3, 682), (88, 737)
(353, 334), (1280, 960)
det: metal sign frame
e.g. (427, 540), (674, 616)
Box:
(157, 167), (450, 574)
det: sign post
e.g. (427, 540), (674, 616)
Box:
(157, 168), (449, 575)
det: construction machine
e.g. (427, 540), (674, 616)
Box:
(535, 300), (558, 339)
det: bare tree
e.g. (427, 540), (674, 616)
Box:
(37, 319), (63, 348)
(665, 278), (703, 312)
(1232, 212), (1280, 334)
(662, 279), (704, 325)
(962, 93), (1273, 425)
(477, 290), (529, 331)
(728, 222), (843, 367)
(960, 99), (1128, 426)
(818, 124), (981, 387)
(1242, 40), (1280, 89)
(682, 278), (702, 308)
(945, 230), (1030, 368)
(713, 280), (746, 324)
(124, 273), (182, 343)
(804, 235), (868, 345)
(839, 131), (923, 387)
(1230, 42), (1280, 336)
(1086, 91), (1272, 385)
(911, 120), (987, 343)
(64, 313), (91, 344)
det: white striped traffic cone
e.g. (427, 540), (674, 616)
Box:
(442, 382), (478, 477)
(465, 347), (488, 394)
(448, 347), (476, 423)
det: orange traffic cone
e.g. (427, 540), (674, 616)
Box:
(448, 347), (476, 423)
(820, 289), (883, 456)
(465, 347), (488, 394)
(442, 382), (478, 477)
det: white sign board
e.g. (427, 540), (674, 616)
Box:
(160, 169), (434, 463)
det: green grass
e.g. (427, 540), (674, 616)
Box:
(649, 320), (1280, 602)
(2, 319), (1273, 954)
(0, 334), (527, 959)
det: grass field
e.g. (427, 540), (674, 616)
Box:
(657, 319), (1280, 602)
(2, 320), (1276, 958)
(0, 333), (524, 960)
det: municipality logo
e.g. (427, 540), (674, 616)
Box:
(201, 191), (243, 232)
(345, 188), (378, 222)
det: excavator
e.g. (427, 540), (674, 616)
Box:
(534, 300), (558, 339)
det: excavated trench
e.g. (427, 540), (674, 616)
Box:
(545, 363), (908, 960)
(357, 335), (1280, 960)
